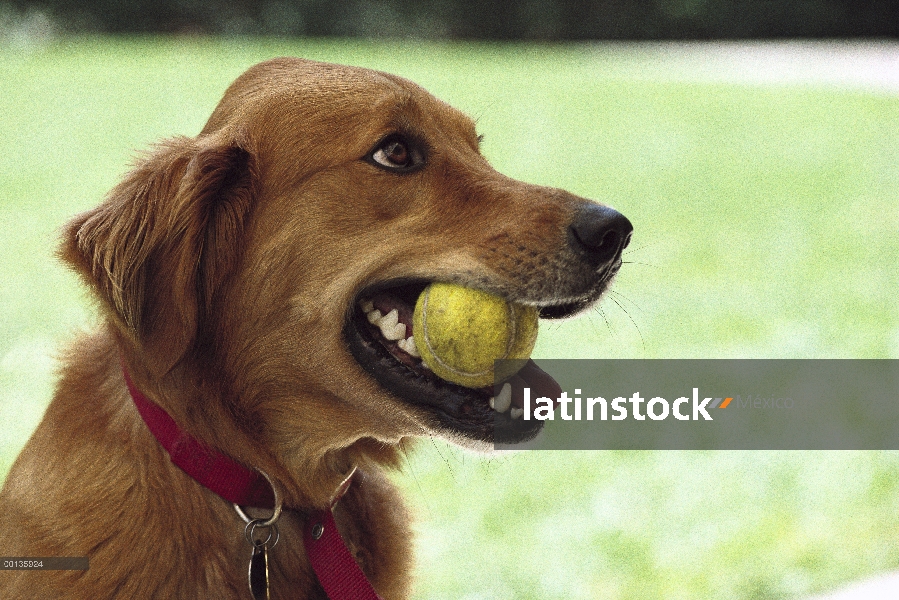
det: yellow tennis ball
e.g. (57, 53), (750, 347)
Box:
(412, 283), (539, 388)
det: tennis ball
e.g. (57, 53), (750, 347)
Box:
(412, 282), (539, 388)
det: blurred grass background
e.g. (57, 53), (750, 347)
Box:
(1, 37), (898, 599)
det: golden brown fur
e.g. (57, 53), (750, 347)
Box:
(0, 57), (631, 598)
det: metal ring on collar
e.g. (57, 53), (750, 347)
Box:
(233, 468), (282, 528)
(244, 518), (280, 549)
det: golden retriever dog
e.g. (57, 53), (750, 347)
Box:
(0, 58), (632, 598)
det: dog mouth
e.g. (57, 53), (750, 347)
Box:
(344, 279), (586, 444)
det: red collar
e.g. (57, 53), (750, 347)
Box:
(123, 366), (383, 600)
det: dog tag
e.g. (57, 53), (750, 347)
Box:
(248, 539), (269, 600)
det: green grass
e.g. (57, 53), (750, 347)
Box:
(1, 37), (897, 599)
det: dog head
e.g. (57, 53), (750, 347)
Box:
(62, 58), (631, 503)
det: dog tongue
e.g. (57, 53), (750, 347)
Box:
(502, 359), (562, 410)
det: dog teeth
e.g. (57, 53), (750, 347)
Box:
(360, 301), (407, 342)
(375, 309), (406, 341)
(378, 308), (398, 328)
(510, 408), (524, 419)
(397, 336), (420, 358)
(491, 383), (512, 413)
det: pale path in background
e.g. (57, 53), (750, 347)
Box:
(599, 40), (899, 94)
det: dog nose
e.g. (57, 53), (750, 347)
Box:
(568, 203), (633, 267)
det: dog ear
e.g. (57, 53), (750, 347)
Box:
(61, 134), (257, 377)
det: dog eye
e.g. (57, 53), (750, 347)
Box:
(375, 140), (409, 167)
(367, 135), (422, 172)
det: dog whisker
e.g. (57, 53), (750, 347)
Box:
(609, 294), (647, 354)
(428, 434), (457, 483)
(622, 240), (662, 256)
(589, 304), (614, 341)
(399, 445), (435, 520)
(609, 289), (646, 315)
(622, 260), (662, 268)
